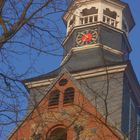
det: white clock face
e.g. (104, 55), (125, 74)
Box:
(76, 29), (98, 46)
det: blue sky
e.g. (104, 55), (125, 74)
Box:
(123, 0), (140, 82)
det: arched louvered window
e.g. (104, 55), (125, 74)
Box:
(48, 90), (60, 107)
(64, 87), (74, 104)
(47, 128), (67, 140)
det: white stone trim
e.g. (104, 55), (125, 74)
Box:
(25, 64), (127, 88)
(61, 43), (123, 66)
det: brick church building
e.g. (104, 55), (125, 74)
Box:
(8, 0), (140, 139)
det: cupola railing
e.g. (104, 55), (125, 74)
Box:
(79, 14), (98, 25)
(67, 14), (119, 34)
(103, 14), (118, 28)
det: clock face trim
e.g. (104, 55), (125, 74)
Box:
(76, 29), (98, 46)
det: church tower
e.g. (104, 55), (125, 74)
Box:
(8, 0), (140, 140)
(62, 0), (134, 72)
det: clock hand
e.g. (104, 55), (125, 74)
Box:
(83, 38), (86, 41)
(81, 33), (89, 39)
(83, 36), (89, 42)
(81, 34), (89, 42)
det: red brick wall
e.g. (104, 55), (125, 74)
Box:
(9, 74), (121, 140)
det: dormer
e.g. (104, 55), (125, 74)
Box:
(63, 0), (135, 35)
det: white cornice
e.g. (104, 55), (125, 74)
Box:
(25, 64), (127, 88)
(61, 43), (123, 66)
(61, 44), (99, 66)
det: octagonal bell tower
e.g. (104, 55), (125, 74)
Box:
(61, 0), (135, 72)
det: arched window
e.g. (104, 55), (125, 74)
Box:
(80, 7), (98, 25)
(81, 7), (98, 16)
(64, 87), (74, 104)
(48, 90), (60, 107)
(103, 8), (117, 19)
(47, 128), (67, 140)
(69, 16), (75, 27)
(103, 8), (118, 27)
